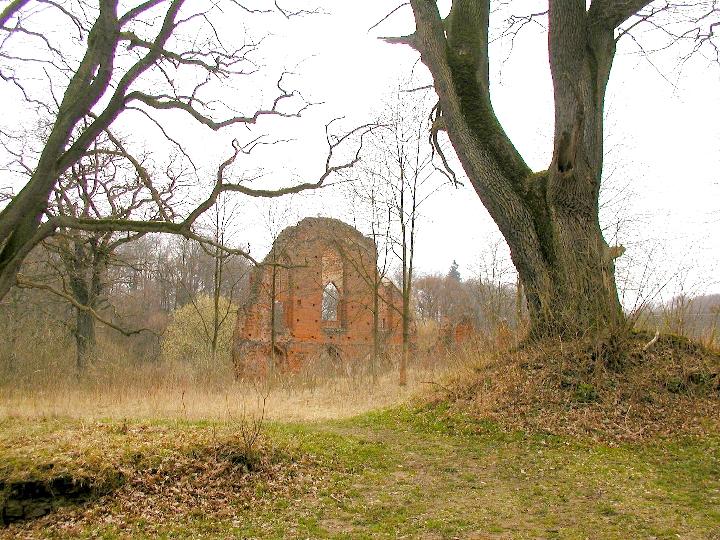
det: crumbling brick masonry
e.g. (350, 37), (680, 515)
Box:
(232, 217), (404, 377)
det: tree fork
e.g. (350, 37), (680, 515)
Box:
(393, 0), (637, 341)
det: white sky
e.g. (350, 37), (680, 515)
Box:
(1, 0), (719, 306)
(243, 0), (720, 305)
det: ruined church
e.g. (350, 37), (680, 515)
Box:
(232, 217), (404, 377)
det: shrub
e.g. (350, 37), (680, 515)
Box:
(161, 295), (236, 365)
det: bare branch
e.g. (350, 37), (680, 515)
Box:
(125, 72), (312, 131)
(51, 215), (258, 264)
(0, 0), (348, 305)
(101, 129), (173, 221)
(124, 106), (197, 170)
(273, 1), (325, 18)
(0, 0), (30, 27)
(368, 2), (410, 33)
(35, 0), (86, 37)
(15, 273), (156, 337)
(402, 84), (433, 93)
(380, 33), (419, 49)
(492, 7), (548, 61)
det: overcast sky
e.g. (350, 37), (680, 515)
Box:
(241, 0), (720, 305)
(1, 0), (719, 307)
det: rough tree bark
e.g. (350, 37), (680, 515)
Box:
(64, 238), (105, 371)
(394, 0), (651, 339)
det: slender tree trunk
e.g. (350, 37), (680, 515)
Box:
(269, 261), (277, 376)
(211, 246), (223, 361)
(75, 307), (96, 372)
(400, 287), (410, 386)
(399, 168), (408, 387)
(372, 267), (380, 382)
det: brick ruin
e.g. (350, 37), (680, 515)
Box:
(232, 217), (404, 377)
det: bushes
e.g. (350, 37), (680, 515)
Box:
(161, 295), (236, 366)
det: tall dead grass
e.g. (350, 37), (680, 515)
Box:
(3, 307), (717, 432)
(0, 329), (479, 421)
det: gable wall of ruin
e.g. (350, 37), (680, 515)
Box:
(232, 218), (404, 377)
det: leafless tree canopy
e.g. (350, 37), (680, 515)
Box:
(0, 0), (373, 303)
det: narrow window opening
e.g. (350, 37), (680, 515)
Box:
(273, 301), (286, 333)
(321, 282), (340, 322)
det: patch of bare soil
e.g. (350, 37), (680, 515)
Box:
(430, 332), (720, 442)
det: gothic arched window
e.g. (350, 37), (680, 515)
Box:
(321, 282), (340, 321)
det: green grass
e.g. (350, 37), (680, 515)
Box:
(2, 406), (719, 539)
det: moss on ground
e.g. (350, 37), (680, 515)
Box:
(1, 405), (719, 539)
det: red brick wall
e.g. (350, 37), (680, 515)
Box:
(233, 218), (405, 376)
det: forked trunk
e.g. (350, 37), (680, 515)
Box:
(407, 0), (627, 341)
(520, 5), (624, 339)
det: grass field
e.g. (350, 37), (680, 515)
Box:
(2, 404), (719, 539)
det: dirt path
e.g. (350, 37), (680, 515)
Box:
(1, 410), (718, 539)
(244, 410), (720, 539)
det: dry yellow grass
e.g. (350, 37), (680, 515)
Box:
(0, 345), (475, 422)
(0, 372), (423, 422)
(0, 316), (496, 422)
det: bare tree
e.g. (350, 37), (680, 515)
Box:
(177, 199), (250, 361)
(362, 84), (448, 385)
(41, 140), (160, 370)
(0, 0), (373, 304)
(205, 201), (248, 361)
(380, 0), (719, 340)
(347, 152), (394, 377)
(261, 200), (298, 376)
(361, 188), (393, 378)
(7, 131), (171, 370)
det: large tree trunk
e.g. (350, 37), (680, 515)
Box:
(68, 274), (98, 373)
(529, 0), (624, 338)
(405, 0), (635, 340)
